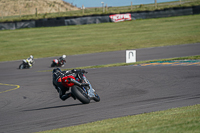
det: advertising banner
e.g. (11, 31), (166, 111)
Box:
(109, 13), (131, 22)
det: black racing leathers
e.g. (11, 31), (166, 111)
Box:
(52, 68), (76, 101)
(58, 57), (66, 65)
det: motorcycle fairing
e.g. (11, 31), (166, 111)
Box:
(62, 75), (75, 87)
(53, 59), (59, 64)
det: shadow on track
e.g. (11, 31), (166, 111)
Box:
(23, 103), (83, 112)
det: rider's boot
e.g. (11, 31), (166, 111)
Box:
(58, 87), (73, 101)
(60, 93), (71, 101)
(62, 93), (76, 100)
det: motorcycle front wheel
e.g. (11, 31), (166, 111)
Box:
(93, 92), (100, 102)
(71, 85), (90, 104)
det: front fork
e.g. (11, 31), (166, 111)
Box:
(76, 73), (96, 97)
(83, 76), (96, 97)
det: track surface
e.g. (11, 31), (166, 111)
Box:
(0, 43), (200, 133)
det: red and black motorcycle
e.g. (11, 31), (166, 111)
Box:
(51, 59), (66, 67)
(54, 69), (100, 104)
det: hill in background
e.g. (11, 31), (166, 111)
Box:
(0, 0), (199, 22)
(0, 0), (79, 16)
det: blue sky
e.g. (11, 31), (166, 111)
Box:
(64, 0), (178, 8)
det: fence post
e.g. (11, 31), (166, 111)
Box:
(101, 2), (104, 13)
(35, 8), (37, 17)
(19, 9), (21, 18)
(58, 5), (60, 15)
(106, 4), (107, 12)
(57, 4), (59, 14)
(131, 2), (132, 11)
(1, 11), (3, 19)
(155, 0), (157, 8)
(179, 0), (182, 5)
(18, 0), (20, 18)
(82, 5), (84, 14)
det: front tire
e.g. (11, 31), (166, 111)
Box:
(93, 92), (100, 102)
(71, 85), (90, 104)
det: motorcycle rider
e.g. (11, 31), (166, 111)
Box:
(58, 55), (66, 66)
(26, 55), (34, 68)
(52, 68), (77, 101)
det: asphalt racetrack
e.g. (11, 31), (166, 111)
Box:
(0, 43), (200, 133)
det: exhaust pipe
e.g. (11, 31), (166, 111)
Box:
(67, 78), (89, 87)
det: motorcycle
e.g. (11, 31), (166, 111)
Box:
(19, 59), (34, 69)
(55, 69), (100, 104)
(51, 59), (66, 67)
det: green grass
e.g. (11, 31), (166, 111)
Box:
(39, 55), (200, 72)
(1, 14), (200, 62)
(37, 104), (200, 133)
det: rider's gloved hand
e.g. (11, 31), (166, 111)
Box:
(81, 69), (88, 73)
(81, 69), (85, 73)
(71, 69), (76, 73)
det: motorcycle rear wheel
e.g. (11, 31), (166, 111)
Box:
(19, 64), (24, 69)
(71, 85), (90, 104)
(51, 63), (55, 67)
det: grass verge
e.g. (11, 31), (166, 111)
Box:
(40, 55), (200, 72)
(1, 14), (200, 62)
(37, 104), (200, 133)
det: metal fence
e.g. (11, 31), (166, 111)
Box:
(99, 0), (198, 13)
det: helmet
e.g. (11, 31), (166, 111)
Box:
(62, 55), (66, 59)
(52, 68), (61, 74)
(30, 55), (34, 59)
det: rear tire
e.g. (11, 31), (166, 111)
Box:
(71, 85), (90, 104)
(51, 63), (55, 67)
